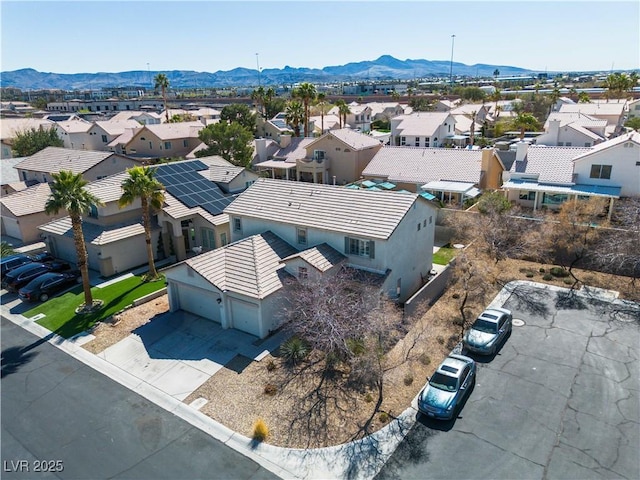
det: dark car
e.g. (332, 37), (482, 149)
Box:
(1, 252), (55, 277)
(463, 307), (513, 356)
(418, 354), (476, 420)
(18, 270), (81, 302)
(1, 261), (71, 292)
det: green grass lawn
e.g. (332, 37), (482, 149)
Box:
(432, 245), (458, 265)
(27, 275), (165, 339)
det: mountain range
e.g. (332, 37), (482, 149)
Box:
(1, 55), (537, 91)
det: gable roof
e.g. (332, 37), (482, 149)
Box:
(363, 146), (485, 185)
(15, 147), (118, 174)
(39, 216), (146, 246)
(185, 231), (297, 299)
(0, 182), (52, 216)
(85, 171), (129, 203)
(510, 146), (592, 184)
(572, 130), (640, 162)
(0, 118), (56, 141)
(140, 121), (204, 140)
(1, 156), (26, 184)
(393, 112), (453, 136)
(92, 119), (142, 136)
(283, 243), (346, 272)
(559, 102), (625, 118)
(54, 118), (93, 133)
(307, 128), (381, 150)
(225, 178), (424, 240)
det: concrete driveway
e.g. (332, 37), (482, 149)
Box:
(378, 283), (640, 480)
(98, 311), (283, 402)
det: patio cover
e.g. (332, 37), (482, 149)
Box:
(502, 179), (621, 198)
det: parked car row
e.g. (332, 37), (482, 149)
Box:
(1, 252), (81, 302)
(417, 307), (513, 420)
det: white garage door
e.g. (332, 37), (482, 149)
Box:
(176, 284), (221, 322)
(1, 217), (21, 240)
(229, 298), (260, 337)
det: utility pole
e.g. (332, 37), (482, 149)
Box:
(449, 34), (456, 92)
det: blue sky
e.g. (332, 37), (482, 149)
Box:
(1, 1), (638, 75)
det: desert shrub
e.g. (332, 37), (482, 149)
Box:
(264, 384), (277, 396)
(539, 267), (546, 273)
(526, 272), (534, 278)
(453, 317), (464, 327)
(364, 393), (373, 403)
(280, 336), (309, 365)
(403, 372), (414, 386)
(452, 293), (460, 299)
(437, 335), (445, 345)
(266, 360), (276, 372)
(550, 267), (570, 278)
(252, 419), (269, 442)
(378, 412), (390, 423)
(346, 338), (366, 356)
(419, 353), (431, 366)
(563, 278), (573, 285)
(543, 273), (553, 281)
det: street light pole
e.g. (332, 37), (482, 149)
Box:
(449, 34), (456, 92)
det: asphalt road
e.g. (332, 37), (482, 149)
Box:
(377, 284), (640, 480)
(0, 316), (279, 480)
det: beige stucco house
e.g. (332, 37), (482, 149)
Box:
(116, 121), (205, 158)
(14, 147), (142, 184)
(391, 112), (456, 148)
(0, 118), (57, 159)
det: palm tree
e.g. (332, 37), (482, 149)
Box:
(316, 92), (327, 134)
(336, 99), (351, 128)
(390, 90), (401, 102)
(512, 112), (540, 141)
(154, 73), (170, 122)
(490, 88), (502, 119)
(251, 86), (265, 118)
(284, 100), (304, 137)
(578, 91), (591, 103)
(119, 166), (165, 279)
(45, 171), (103, 310)
(293, 82), (317, 137)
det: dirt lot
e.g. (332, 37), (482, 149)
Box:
(81, 260), (637, 448)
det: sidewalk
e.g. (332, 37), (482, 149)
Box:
(0, 298), (417, 480)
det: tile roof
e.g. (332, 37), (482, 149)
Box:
(270, 137), (315, 163)
(559, 103), (625, 118)
(185, 231), (297, 299)
(283, 243), (346, 272)
(393, 112), (453, 136)
(0, 182), (52, 216)
(142, 121), (204, 140)
(39, 216), (147, 246)
(198, 165), (245, 184)
(362, 146), (484, 185)
(225, 178), (422, 240)
(510, 145), (592, 184)
(572, 130), (640, 161)
(54, 118), (93, 133)
(321, 128), (382, 150)
(85, 171), (129, 203)
(0, 118), (55, 141)
(1, 156), (26, 184)
(92, 119), (142, 136)
(15, 147), (116, 174)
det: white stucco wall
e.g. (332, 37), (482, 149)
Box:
(573, 142), (640, 197)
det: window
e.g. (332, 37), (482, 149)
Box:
(298, 266), (308, 280)
(183, 140), (188, 148)
(400, 136), (406, 146)
(313, 150), (325, 160)
(425, 138), (430, 147)
(590, 164), (612, 179)
(519, 191), (536, 201)
(565, 142), (572, 146)
(415, 137), (420, 146)
(102, 135), (108, 143)
(164, 141), (172, 150)
(423, 219), (427, 227)
(149, 142), (152, 150)
(201, 228), (216, 250)
(584, 142), (591, 147)
(89, 204), (98, 218)
(233, 218), (242, 232)
(542, 193), (568, 206)
(345, 237), (374, 258)
(220, 232), (228, 246)
(296, 228), (307, 245)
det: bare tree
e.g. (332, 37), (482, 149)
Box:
(541, 197), (608, 290)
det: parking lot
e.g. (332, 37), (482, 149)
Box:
(378, 283), (640, 480)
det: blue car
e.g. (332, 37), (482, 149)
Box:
(418, 354), (476, 420)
